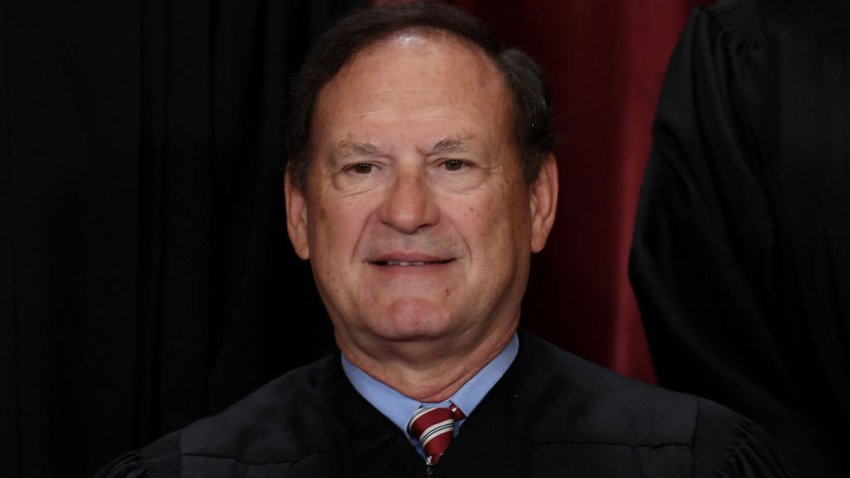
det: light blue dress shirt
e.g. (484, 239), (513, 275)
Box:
(341, 333), (519, 456)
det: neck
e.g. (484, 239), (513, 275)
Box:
(338, 325), (517, 403)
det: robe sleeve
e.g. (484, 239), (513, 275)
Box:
(631, 0), (788, 435)
(693, 399), (790, 478)
(93, 431), (181, 478)
(93, 452), (149, 478)
(630, 0), (850, 475)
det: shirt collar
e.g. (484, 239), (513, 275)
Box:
(341, 333), (519, 438)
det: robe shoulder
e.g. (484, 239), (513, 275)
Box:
(94, 354), (351, 477)
(499, 333), (791, 477)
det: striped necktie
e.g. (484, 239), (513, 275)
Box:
(407, 403), (465, 465)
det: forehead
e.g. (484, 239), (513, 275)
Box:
(341, 28), (503, 85)
(311, 30), (513, 152)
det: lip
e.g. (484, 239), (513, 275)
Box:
(368, 251), (455, 267)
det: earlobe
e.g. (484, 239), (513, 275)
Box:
(529, 154), (558, 253)
(284, 170), (311, 260)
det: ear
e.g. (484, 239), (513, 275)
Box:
(529, 154), (558, 253)
(284, 169), (311, 260)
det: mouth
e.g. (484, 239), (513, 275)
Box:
(372, 259), (455, 267)
(368, 251), (456, 267)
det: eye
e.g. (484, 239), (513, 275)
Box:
(442, 159), (464, 171)
(346, 163), (375, 174)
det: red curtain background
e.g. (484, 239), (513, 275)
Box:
(378, 0), (709, 382)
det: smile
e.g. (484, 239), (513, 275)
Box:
(372, 259), (454, 266)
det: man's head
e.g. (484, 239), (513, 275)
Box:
(284, 3), (558, 387)
(285, 2), (557, 191)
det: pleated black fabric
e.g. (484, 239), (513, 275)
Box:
(0, 1), (359, 476)
(631, 0), (850, 476)
(94, 331), (789, 478)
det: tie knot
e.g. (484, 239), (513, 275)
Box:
(407, 404), (465, 465)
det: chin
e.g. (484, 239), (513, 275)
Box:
(371, 299), (455, 341)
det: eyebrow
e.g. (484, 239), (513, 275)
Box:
(334, 141), (384, 158)
(333, 135), (474, 158)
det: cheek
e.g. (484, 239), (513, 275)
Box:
(479, 185), (531, 251)
(308, 192), (377, 260)
(450, 190), (519, 250)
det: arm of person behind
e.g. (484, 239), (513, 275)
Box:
(629, 1), (823, 476)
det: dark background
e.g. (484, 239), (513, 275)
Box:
(0, 0), (704, 476)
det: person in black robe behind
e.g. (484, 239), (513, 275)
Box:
(631, 0), (850, 476)
(98, 3), (791, 477)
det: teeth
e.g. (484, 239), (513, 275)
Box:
(386, 260), (426, 266)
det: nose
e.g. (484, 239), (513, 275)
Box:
(379, 166), (440, 234)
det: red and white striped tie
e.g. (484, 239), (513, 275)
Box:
(407, 403), (465, 465)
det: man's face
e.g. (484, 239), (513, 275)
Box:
(286, 32), (557, 360)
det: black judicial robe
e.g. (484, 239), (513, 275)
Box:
(96, 332), (788, 477)
(630, 0), (850, 476)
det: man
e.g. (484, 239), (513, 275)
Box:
(98, 3), (789, 477)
